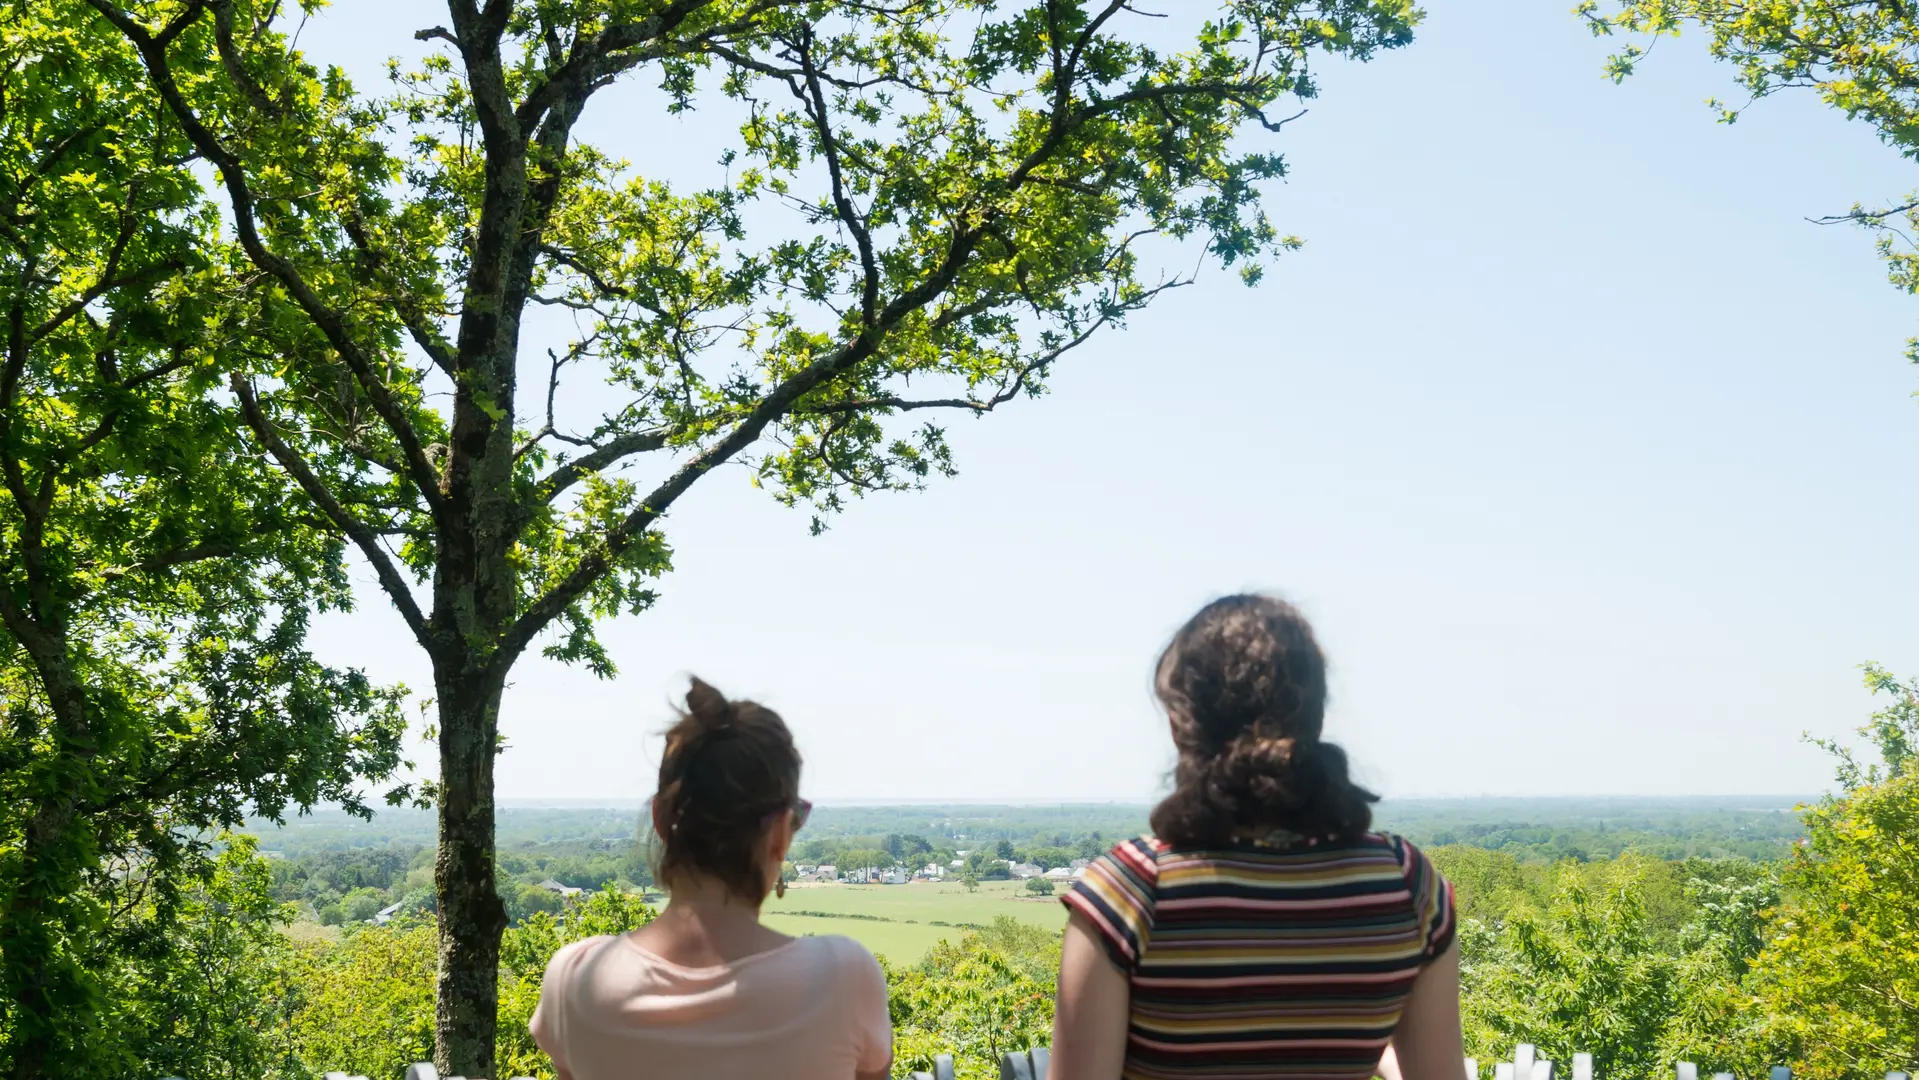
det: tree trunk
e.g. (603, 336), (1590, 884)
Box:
(3, 806), (78, 1080)
(0, 618), (95, 1080)
(433, 669), (509, 1078)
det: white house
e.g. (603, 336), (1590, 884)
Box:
(880, 868), (909, 885)
(809, 864), (838, 882)
(536, 878), (583, 898)
(1043, 867), (1073, 881)
(1008, 862), (1043, 880)
(372, 901), (406, 926)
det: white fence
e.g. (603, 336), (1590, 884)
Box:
(985, 1043), (1917, 1080)
(296, 1043), (1917, 1080)
(314, 1066), (522, 1080)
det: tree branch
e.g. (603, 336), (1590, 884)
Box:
(531, 429), (671, 506)
(797, 278), (1182, 418)
(1811, 200), (1919, 226)
(91, 0), (451, 520)
(228, 375), (433, 646)
(512, 1), (717, 132)
(341, 211), (458, 374)
(492, 220), (990, 671)
(793, 28), (878, 327)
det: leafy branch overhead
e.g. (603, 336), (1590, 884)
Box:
(93, 0), (1418, 677)
(1584, 1), (1919, 347)
(0, 4), (410, 1073)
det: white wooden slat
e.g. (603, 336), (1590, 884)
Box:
(1574, 1052), (1593, 1080)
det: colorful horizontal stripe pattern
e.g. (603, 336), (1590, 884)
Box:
(1061, 833), (1457, 1080)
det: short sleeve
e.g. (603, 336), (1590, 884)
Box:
(1394, 837), (1456, 961)
(1060, 837), (1160, 972)
(530, 937), (597, 1077)
(842, 938), (893, 1072)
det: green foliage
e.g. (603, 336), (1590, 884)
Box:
(1736, 667), (1919, 1080)
(0, 2), (407, 1072)
(1583, 0), (1919, 356)
(1023, 876), (1055, 896)
(282, 887), (655, 1080)
(1460, 867), (1681, 1080)
(1453, 667), (1919, 1080)
(507, 883), (565, 923)
(888, 918), (1059, 1080)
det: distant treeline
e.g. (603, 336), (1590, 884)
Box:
(249, 795), (1806, 861)
(240, 796), (1809, 926)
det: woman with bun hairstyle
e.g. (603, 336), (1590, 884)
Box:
(1051, 595), (1462, 1080)
(530, 678), (891, 1080)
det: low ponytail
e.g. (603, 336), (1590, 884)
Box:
(1149, 595), (1376, 848)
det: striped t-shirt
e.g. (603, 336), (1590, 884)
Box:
(1061, 832), (1456, 1080)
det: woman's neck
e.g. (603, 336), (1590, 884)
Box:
(664, 876), (763, 920)
(634, 874), (792, 967)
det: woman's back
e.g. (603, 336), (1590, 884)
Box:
(1064, 832), (1456, 1080)
(529, 678), (892, 1080)
(533, 932), (890, 1080)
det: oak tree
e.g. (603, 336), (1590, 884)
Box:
(0, 3), (406, 1076)
(87, 0), (1420, 1070)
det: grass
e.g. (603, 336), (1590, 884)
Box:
(278, 880), (1067, 964)
(282, 920), (342, 945)
(758, 914), (957, 964)
(758, 880), (1067, 962)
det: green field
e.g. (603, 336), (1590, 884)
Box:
(758, 880), (1067, 963)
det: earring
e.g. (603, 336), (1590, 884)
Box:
(776, 880), (787, 899)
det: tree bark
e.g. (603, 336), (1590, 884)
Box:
(433, 667), (510, 1077)
(0, 605), (95, 1080)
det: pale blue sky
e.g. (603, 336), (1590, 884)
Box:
(302, 1), (1919, 802)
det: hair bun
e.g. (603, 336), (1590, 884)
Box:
(1149, 594), (1377, 847)
(684, 677), (735, 729)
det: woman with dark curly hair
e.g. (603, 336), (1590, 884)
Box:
(1051, 595), (1462, 1080)
(530, 678), (891, 1080)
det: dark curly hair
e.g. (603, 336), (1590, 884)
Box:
(1149, 595), (1377, 848)
(653, 677), (802, 900)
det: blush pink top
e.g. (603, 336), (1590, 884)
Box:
(529, 932), (892, 1080)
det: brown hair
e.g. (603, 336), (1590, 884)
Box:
(653, 677), (802, 900)
(1149, 595), (1376, 848)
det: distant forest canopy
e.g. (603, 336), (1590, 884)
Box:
(245, 794), (1809, 860)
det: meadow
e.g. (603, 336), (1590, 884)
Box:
(759, 879), (1067, 962)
